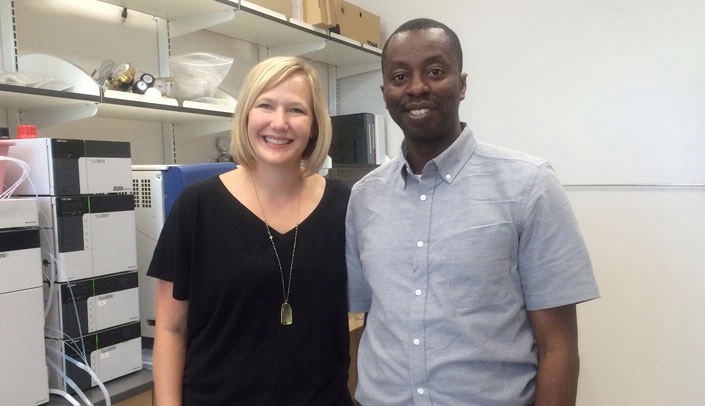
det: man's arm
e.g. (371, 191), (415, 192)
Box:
(528, 304), (580, 406)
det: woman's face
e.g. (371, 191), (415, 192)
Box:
(247, 74), (314, 169)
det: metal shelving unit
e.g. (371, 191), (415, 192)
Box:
(0, 0), (381, 160)
(98, 0), (381, 67)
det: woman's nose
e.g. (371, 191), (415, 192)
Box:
(270, 108), (288, 130)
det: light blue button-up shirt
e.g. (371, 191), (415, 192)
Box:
(346, 125), (599, 405)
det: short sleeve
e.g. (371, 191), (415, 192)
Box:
(146, 185), (195, 300)
(346, 187), (372, 313)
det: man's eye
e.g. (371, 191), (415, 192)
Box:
(428, 68), (444, 76)
(392, 73), (407, 81)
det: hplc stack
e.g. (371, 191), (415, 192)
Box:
(6, 138), (142, 394)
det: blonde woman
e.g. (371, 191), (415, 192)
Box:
(149, 56), (353, 405)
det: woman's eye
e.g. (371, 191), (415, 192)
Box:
(256, 103), (272, 109)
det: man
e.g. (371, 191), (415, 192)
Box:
(346, 18), (600, 406)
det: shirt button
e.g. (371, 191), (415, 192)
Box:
(445, 174), (451, 180)
(415, 289), (422, 296)
(413, 338), (420, 345)
(417, 388), (424, 395)
(420, 194), (427, 201)
(416, 241), (424, 248)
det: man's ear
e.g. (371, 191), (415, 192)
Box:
(380, 85), (388, 107)
(459, 73), (468, 101)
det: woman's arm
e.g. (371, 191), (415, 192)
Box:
(153, 279), (189, 406)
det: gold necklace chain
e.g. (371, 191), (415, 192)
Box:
(250, 172), (299, 326)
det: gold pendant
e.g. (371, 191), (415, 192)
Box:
(280, 302), (293, 325)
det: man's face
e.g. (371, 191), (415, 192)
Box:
(381, 28), (467, 146)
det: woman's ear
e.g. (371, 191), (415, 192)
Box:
(310, 120), (318, 139)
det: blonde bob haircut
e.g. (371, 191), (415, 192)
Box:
(229, 56), (331, 176)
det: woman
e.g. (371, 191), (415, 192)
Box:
(148, 56), (353, 405)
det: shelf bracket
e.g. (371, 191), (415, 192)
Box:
(0, 0), (16, 71)
(169, 9), (236, 38)
(156, 17), (170, 77)
(328, 65), (337, 116)
(337, 62), (380, 79)
(162, 123), (176, 164)
(20, 103), (98, 129)
(269, 40), (326, 58)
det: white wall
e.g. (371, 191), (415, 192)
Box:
(569, 187), (705, 405)
(348, 0), (705, 182)
(345, 0), (705, 404)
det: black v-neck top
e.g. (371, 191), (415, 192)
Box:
(148, 175), (353, 406)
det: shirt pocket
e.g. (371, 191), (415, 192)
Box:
(442, 223), (514, 309)
(448, 258), (512, 308)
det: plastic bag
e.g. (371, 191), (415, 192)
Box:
(169, 52), (234, 101)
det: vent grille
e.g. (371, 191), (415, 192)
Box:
(132, 178), (152, 208)
(132, 179), (139, 208)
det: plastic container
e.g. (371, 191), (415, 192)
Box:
(16, 125), (37, 139)
(169, 53), (234, 102)
(0, 140), (16, 193)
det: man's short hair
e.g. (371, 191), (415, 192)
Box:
(382, 18), (463, 72)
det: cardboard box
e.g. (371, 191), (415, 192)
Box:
(247, 0), (292, 19)
(304, 0), (339, 28)
(333, 1), (381, 48)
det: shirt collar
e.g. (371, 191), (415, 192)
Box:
(398, 123), (477, 187)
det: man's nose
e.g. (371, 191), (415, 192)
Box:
(407, 73), (429, 96)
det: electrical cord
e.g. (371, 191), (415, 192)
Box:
(31, 188), (90, 361)
(45, 329), (90, 367)
(45, 345), (112, 406)
(35, 198), (60, 323)
(49, 389), (81, 406)
(43, 259), (55, 319)
(67, 281), (88, 360)
(38, 222), (90, 363)
(42, 247), (90, 370)
(0, 156), (31, 199)
(45, 355), (94, 406)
